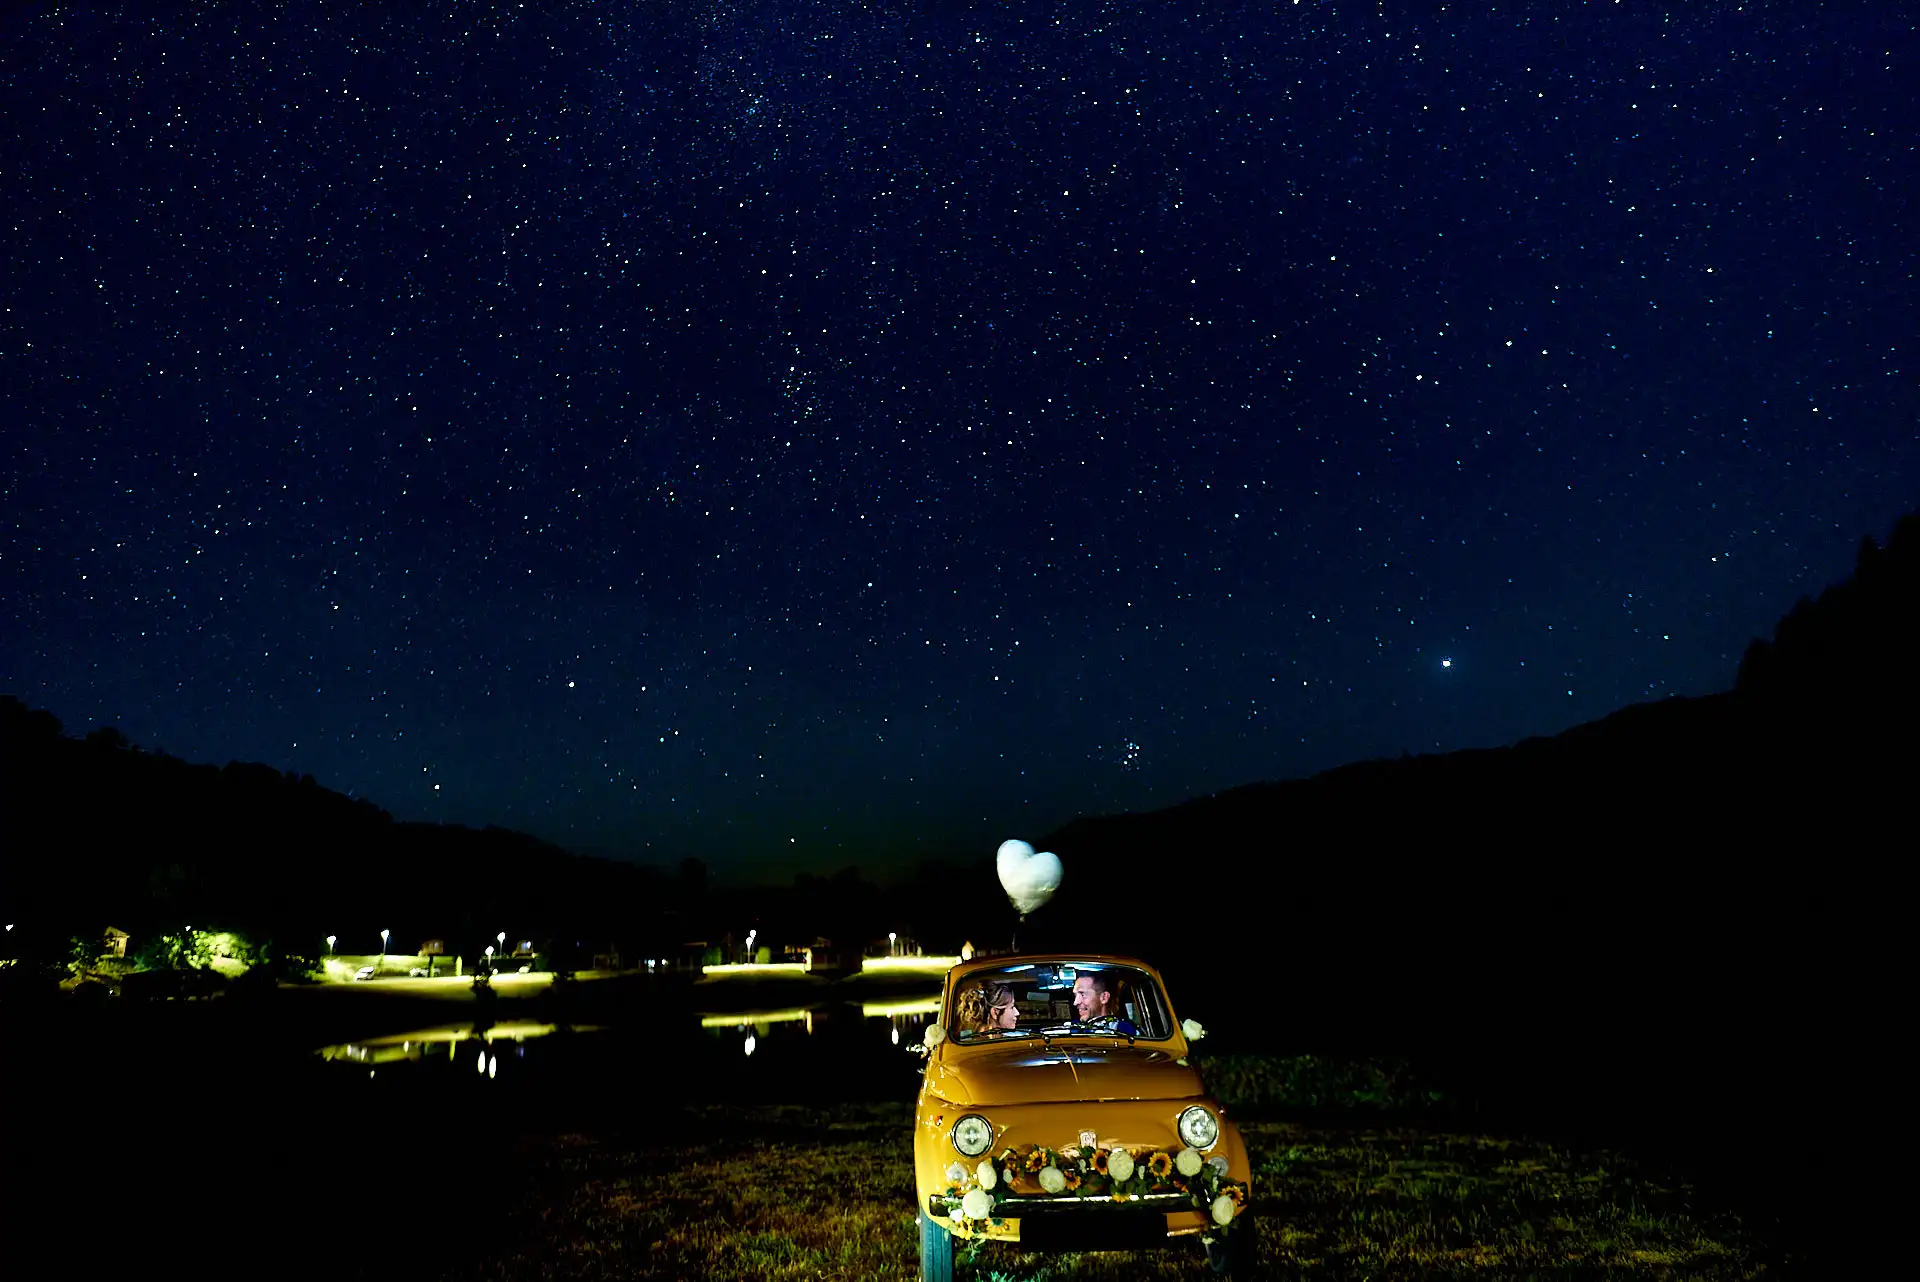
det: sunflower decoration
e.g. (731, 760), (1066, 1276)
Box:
(1147, 1151), (1174, 1180)
(1063, 1168), (1082, 1192)
(1025, 1149), (1048, 1176)
(1091, 1149), (1110, 1175)
(1225, 1183), (1248, 1210)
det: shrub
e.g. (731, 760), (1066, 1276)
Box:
(1196, 1053), (1449, 1115)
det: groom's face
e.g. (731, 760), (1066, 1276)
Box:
(1072, 976), (1109, 1020)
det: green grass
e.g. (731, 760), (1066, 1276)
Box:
(452, 1103), (1785, 1281)
(1196, 1051), (1451, 1114)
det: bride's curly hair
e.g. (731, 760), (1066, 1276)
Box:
(954, 981), (1017, 1031)
(954, 984), (988, 1029)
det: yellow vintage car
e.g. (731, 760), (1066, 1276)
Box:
(913, 954), (1256, 1278)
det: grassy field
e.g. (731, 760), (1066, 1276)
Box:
(454, 1102), (1786, 1282)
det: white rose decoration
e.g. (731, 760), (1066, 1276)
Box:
(976, 1159), (998, 1190)
(1175, 1147), (1204, 1177)
(1107, 1149), (1135, 1184)
(1037, 1165), (1067, 1194)
(945, 1162), (967, 1185)
(1182, 1018), (1207, 1041)
(962, 1188), (994, 1221)
(924, 1024), (947, 1046)
(1211, 1193), (1236, 1226)
(1207, 1154), (1231, 1176)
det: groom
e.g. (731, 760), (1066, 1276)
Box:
(1071, 971), (1137, 1035)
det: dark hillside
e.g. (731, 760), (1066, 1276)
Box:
(0, 704), (679, 959)
(1035, 511), (1918, 967)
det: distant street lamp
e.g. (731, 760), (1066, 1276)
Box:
(380, 929), (389, 973)
(889, 931), (897, 956)
(326, 935), (336, 956)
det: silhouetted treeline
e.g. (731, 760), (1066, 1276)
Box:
(0, 706), (691, 963)
(691, 859), (1009, 962)
(6, 512), (1913, 988)
(1025, 511), (1918, 1009)
(0, 697), (986, 970)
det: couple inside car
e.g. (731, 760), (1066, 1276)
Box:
(954, 968), (1140, 1037)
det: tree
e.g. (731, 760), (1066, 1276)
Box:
(84, 726), (131, 752)
(132, 931), (189, 971)
(65, 933), (98, 975)
(0, 695), (62, 742)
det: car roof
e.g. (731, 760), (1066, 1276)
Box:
(943, 952), (1164, 987)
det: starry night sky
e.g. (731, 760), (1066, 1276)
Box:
(4, 2), (1913, 880)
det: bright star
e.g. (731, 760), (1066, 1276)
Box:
(1441, 658), (1452, 669)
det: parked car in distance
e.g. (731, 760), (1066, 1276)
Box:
(408, 967), (428, 976)
(353, 965), (376, 981)
(913, 954), (1255, 1278)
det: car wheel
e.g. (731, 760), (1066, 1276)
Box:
(919, 1211), (955, 1282)
(1204, 1216), (1258, 1276)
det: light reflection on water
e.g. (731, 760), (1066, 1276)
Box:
(316, 993), (945, 1077)
(316, 1019), (600, 1066)
(695, 995), (943, 1058)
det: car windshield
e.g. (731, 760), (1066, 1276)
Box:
(946, 962), (1171, 1041)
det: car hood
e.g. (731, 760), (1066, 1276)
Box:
(926, 1041), (1205, 1107)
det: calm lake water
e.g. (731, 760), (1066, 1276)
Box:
(5, 967), (1856, 1277)
(4, 980), (952, 1272)
(309, 989), (946, 1102)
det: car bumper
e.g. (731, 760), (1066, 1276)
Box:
(925, 1191), (1222, 1246)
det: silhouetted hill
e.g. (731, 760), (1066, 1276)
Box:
(7, 512), (1912, 983)
(1031, 511), (1918, 982)
(1736, 514), (1920, 704)
(0, 704), (680, 958)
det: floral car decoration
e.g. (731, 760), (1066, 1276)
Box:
(935, 1140), (1249, 1240)
(912, 953), (1256, 1276)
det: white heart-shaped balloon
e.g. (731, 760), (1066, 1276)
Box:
(996, 838), (1063, 915)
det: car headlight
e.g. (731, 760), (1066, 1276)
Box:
(950, 1113), (994, 1157)
(1177, 1104), (1220, 1150)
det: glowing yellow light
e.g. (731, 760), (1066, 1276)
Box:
(859, 956), (958, 976)
(319, 1020), (582, 1064)
(698, 1006), (812, 1029)
(699, 961), (810, 976)
(860, 995), (942, 1018)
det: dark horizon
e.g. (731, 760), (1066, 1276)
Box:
(8, 500), (1918, 891)
(4, 4), (1913, 879)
